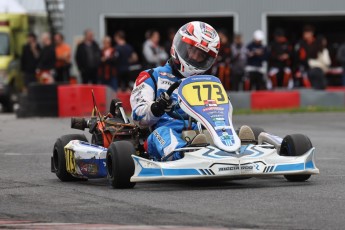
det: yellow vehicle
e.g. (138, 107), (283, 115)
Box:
(0, 13), (28, 112)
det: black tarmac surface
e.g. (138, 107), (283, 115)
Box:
(0, 112), (344, 229)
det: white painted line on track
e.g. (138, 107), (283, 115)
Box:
(0, 221), (247, 230)
(0, 220), (261, 230)
(1, 152), (50, 156)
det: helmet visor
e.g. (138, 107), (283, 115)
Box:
(174, 34), (216, 70)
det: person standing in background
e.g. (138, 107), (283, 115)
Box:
(211, 29), (231, 90)
(54, 33), (71, 83)
(36, 32), (56, 84)
(75, 29), (101, 84)
(99, 36), (117, 90)
(245, 30), (268, 91)
(294, 25), (318, 88)
(336, 41), (345, 86)
(142, 29), (168, 69)
(294, 25), (331, 89)
(114, 30), (138, 92)
(307, 35), (331, 89)
(21, 32), (41, 91)
(230, 33), (247, 91)
(267, 29), (293, 89)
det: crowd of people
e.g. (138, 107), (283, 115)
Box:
(211, 25), (345, 91)
(21, 31), (71, 91)
(20, 24), (345, 94)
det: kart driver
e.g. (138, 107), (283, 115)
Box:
(130, 21), (220, 160)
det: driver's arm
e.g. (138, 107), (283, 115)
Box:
(130, 71), (160, 127)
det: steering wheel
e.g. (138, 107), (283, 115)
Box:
(165, 80), (189, 120)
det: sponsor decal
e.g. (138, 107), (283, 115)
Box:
(220, 132), (234, 146)
(204, 99), (217, 107)
(218, 165), (253, 172)
(86, 151), (98, 155)
(153, 130), (165, 146)
(136, 96), (144, 103)
(214, 121), (226, 126)
(212, 117), (225, 121)
(201, 22), (217, 39)
(160, 80), (173, 86)
(78, 162), (99, 175)
(135, 71), (150, 86)
(195, 43), (210, 52)
(202, 107), (224, 112)
(190, 76), (212, 81)
(132, 84), (145, 94)
(159, 72), (175, 78)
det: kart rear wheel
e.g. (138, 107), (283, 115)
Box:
(279, 134), (312, 182)
(107, 141), (136, 189)
(250, 127), (265, 140)
(53, 134), (88, 181)
(109, 98), (129, 123)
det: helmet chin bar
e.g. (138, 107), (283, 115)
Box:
(179, 62), (206, 78)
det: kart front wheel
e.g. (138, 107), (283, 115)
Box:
(106, 141), (136, 189)
(53, 134), (88, 181)
(279, 134), (312, 182)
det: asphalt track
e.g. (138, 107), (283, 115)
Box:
(0, 112), (344, 229)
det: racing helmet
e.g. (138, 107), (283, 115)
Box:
(171, 21), (220, 77)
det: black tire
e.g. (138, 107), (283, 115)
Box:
(279, 134), (312, 182)
(1, 85), (16, 113)
(107, 141), (136, 189)
(109, 98), (127, 123)
(250, 127), (265, 140)
(53, 134), (88, 181)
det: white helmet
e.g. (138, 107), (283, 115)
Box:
(171, 21), (220, 77)
(253, 30), (265, 41)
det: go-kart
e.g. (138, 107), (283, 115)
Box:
(51, 75), (319, 189)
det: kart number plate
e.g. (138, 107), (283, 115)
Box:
(181, 81), (228, 106)
(65, 148), (77, 174)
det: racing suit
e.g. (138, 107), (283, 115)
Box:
(130, 60), (194, 160)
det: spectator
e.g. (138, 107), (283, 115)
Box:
(75, 29), (101, 84)
(54, 32), (71, 83)
(267, 28), (293, 89)
(114, 30), (138, 92)
(230, 33), (247, 91)
(36, 32), (56, 84)
(245, 30), (268, 91)
(211, 29), (231, 90)
(307, 35), (331, 89)
(99, 36), (117, 90)
(295, 25), (326, 89)
(21, 32), (40, 91)
(336, 41), (345, 86)
(142, 29), (168, 69)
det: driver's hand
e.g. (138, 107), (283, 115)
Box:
(151, 92), (173, 117)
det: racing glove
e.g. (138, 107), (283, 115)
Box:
(151, 92), (173, 117)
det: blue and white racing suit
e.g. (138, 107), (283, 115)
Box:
(130, 62), (194, 160)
